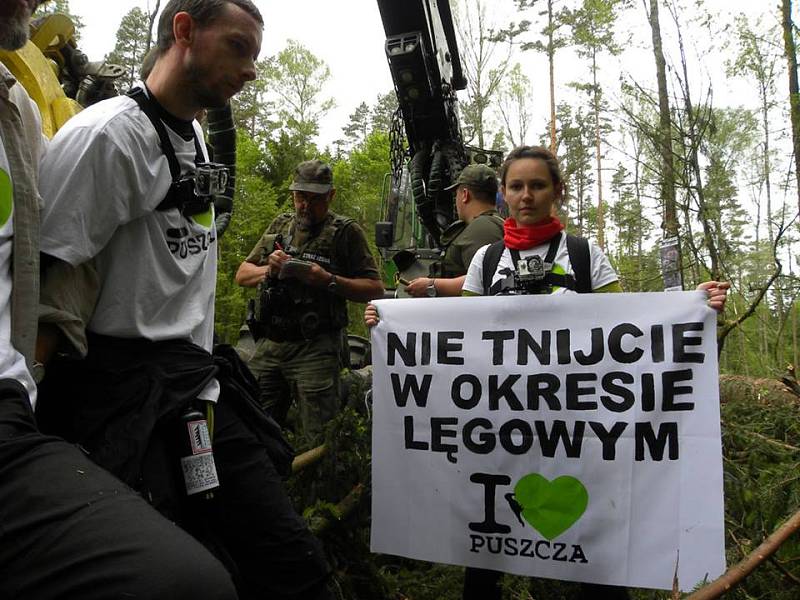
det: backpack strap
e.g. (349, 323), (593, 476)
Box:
(481, 240), (506, 296)
(483, 233), (592, 295)
(127, 86), (205, 214)
(566, 234), (592, 293)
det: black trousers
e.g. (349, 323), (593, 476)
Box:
(0, 380), (237, 600)
(35, 339), (332, 600)
(199, 395), (332, 600)
(463, 567), (631, 600)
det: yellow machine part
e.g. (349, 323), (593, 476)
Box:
(0, 14), (83, 138)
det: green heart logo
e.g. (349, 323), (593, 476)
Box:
(514, 473), (589, 540)
(192, 207), (213, 229)
(0, 168), (13, 228)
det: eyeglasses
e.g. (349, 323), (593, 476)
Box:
(293, 191), (328, 204)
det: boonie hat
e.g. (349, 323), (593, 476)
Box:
(289, 159), (333, 194)
(445, 163), (498, 195)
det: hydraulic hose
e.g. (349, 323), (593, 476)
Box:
(207, 103), (236, 238)
(409, 144), (442, 247)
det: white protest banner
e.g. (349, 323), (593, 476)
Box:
(370, 292), (726, 591)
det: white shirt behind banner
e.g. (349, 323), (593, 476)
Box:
(462, 234), (618, 295)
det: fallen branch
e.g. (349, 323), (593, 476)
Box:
(723, 422), (800, 453)
(686, 508), (800, 599)
(292, 444), (327, 474)
(310, 483), (366, 535)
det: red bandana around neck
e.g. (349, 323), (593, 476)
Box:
(503, 216), (565, 250)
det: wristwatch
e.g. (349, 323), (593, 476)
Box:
(328, 273), (338, 293)
(426, 278), (437, 297)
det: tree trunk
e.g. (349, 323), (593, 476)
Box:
(781, 0), (800, 216)
(738, 318), (749, 376)
(592, 50), (605, 249)
(719, 373), (800, 406)
(548, 0), (557, 155)
(794, 298), (798, 369)
(146, 0), (161, 53)
(646, 0), (682, 290)
(647, 0), (677, 240)
(671, 1), (719, 280)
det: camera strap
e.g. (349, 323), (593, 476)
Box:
(126, 86), (207, 215)
(486, 232), (579, 295)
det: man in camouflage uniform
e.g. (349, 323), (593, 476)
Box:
(403, 163), (504, 297)
(236, 159), (383, 446)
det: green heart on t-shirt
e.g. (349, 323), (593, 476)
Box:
(514, 473), (589, 540)
(0, 169), (13, 228)
(192, 207), (213, 229)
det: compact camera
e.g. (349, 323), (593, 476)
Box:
(194, 163), (229, 197)
(513, 255), (552, 294)
(167, 163), (229, 216)
(494, 255), (552, 295)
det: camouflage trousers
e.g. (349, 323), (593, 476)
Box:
(248, 330), (344, 448)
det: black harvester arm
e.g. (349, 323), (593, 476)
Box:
(376, 0), (468, 246)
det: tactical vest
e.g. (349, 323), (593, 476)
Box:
(430, 210), (504, 278)
(256, 212), (354, 341)
(430, 220), (468, 278)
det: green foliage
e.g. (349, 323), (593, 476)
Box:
(497, 63), (533, 148)
(716, 380), (800, 599)
(369, 91), (398, 134)
(106, 7), (151, 90)
(231, 59), (273, 140)
(263, 39), (336, 147)
(608, 164), (660, 291)
(341, 101), (371, 149)
(263, 129), (316, 198)
(282, 369), (800, 600)
(214, 131), (279, 344)
(556, 102), (595, 236)
(331, 129), (392, 338)
(565, 0), (629, 59)
(454, 0), (512, 149)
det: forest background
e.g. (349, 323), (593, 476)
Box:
(35, 0), (800, 598)
(44, 0), (800, 378)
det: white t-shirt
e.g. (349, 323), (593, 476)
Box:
(0, 122), (38, 405)
(39, 91), (219, 400)
(462, 232), (618, 296)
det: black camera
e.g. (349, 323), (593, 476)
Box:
(167, 163), (229, 216)
(495, 255), (553, 295)
(513, 255), (552, 294)
(194, 163), (229, 197)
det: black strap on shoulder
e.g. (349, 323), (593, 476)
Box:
(566, 233), (591, 293)
(482, 240), (506, 295)
(484, 232), (587, 295)
(126, 87), (205, 213)
(127, 87), (182, 180)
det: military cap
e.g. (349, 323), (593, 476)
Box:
(289, 159), (334, 194)
(445, 163), (498, 195)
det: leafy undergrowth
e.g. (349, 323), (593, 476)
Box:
(285, 373), (800, 599)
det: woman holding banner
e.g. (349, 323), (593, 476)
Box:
(365, 145), (728, 599)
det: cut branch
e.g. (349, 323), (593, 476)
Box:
(686, 508), (800, 599)
(292, 444), (327, 474)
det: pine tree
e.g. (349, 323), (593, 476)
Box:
(106, 7), (151, 91)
